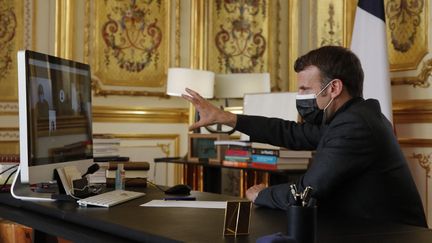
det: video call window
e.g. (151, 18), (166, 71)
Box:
(27, 58), (92, 165)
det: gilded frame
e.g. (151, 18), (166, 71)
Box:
(82, 0), (180, 97)
(191, 0), (299, 92)
(0, 0), (24, 102)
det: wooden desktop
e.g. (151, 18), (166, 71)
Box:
(0, 186), (431, 242)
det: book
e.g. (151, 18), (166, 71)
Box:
(277, 157), (311, 164)
(108, 162), (150, 170)
(250, 162), (308, 170)
(106, 170), (149, 179)
(279, 149), (314, 158)
(251, 148), (279, 156)
(225, 149), (251, 157)
(214, 140), (251, 147)
(251, 142), (280, 150)
(106, 177), (147, 187)
(222, 160), (249, 168)
(251, 154), (278, 164)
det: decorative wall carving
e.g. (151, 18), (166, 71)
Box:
(385, 0), (428, 71)
(0, 128), (19, 141)
(311, 0), (355, 48)
(211, 0), (268, 73)
(391, 58), (432, 87)
(81, 0), (181, 97)
(387, 0), (424, 53)
(0, 0), (23, 102)
(320, 3), (342, 46)
(412, 152), (431, 217)
(194, 0), (298, 92)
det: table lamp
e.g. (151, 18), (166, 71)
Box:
(166, 68), (215, 98)
(166, 68), (215, 133)
(209, 73), (271, 133)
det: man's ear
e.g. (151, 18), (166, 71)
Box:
(330, 79), (343, 98)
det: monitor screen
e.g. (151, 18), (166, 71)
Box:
(17, 50), (93, 184)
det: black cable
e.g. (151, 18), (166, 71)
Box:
(0, 168), (17, 192)
(0, 164), (19, 176)
(146, 180), (167, 193)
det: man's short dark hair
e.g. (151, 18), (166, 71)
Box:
(294, 45), (364, 98)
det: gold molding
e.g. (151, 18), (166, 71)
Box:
(288, 0), (299, 91)
(399, 139), (432, 147)
(55, 0), (74, 59)
(0, 141), (19, 154)
(93, 106), (189, 123)
(344, 0), (357, 47)
(91, 77), (169, 98)
(0, 128), (19, 141)
(391, 58), (432, 87)
(393, 99), (432, 123)
(411, 152), (431, 218)
(190, 0), (206, 69)
(175, 0), (181, 67)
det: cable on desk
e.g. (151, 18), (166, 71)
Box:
(146, 180), (168, 193)
(0, 164), (19, 175)
(0, 168), (17, 191)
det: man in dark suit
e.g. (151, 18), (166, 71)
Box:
(182, 46), (427, 227)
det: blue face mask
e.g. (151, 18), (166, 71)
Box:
(295, 81), (334, 124)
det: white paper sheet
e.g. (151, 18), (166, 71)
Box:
(141, 200), (227, 209)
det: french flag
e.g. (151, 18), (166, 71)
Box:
(351, 0), (393, 122)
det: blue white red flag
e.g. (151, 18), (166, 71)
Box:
(351, 0), (393, 122)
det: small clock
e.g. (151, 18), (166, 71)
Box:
(188, 133), (229, 164)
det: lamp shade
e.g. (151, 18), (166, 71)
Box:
(214, 73), (271, 98)
(166, 68), (215, 98)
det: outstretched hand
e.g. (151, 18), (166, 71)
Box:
(182, 88), (237, 131)
(246, 184), (266, 203)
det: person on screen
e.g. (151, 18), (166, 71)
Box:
(36, 84), (49, 118)
(182, 46), (427, 227)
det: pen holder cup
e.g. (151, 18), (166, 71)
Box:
(286, 205), (317, 243)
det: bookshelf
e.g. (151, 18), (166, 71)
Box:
(154, 158), (306, 197)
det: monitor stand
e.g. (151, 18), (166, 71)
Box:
(11, 167), (55, 201)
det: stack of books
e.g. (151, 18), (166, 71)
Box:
(105, 162), (149, 187)
(250, 142), (280, 169)
(215, 141), (314, 171)
(276, 149), (314, 170)
(252, 149), (313, 170)
(214, 140), (251, 168)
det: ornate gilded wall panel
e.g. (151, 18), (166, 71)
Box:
(207, 1), (269, 74)
(0, 0), (23, 102)
(81, 0), (180, 97)
(310, 0), (356, 49)
(193, 0), (298, 92)
(385, 0), (428, 71)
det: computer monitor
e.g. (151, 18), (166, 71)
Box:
(11, 50), (94, 201)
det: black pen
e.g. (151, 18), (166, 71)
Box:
(164, 196), (196, 201)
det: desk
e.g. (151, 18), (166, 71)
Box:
(0, 188), (431, 243)
(154, 158), (305, 196)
